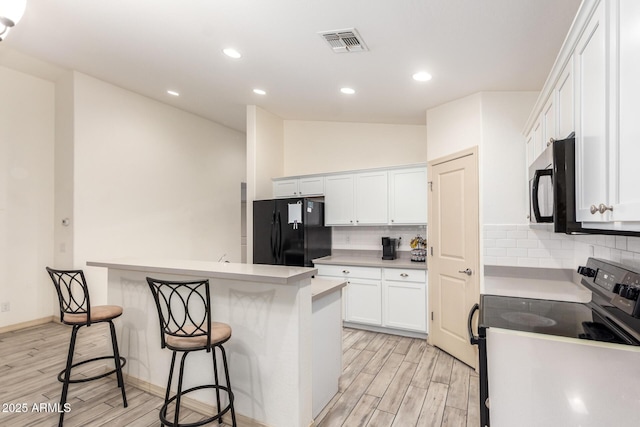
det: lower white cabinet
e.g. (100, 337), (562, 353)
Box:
(316, 264), (427, 334)
(345, 278), (382, 325)
(383, 269), (427, 333)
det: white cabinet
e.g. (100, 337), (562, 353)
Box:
(532, 118), (543, 161)
(324, 174), (355, 225)
(325, 171), (388, 226)
(273, 176), (324, 198)
(556, 60), (574, 140)
(316, 265), (382, 326)
(355, 171), (388, 225)
(611, 0), (640, 223)
(383, 269), (427, 333)
(316, 264), (428, 334)
(575, 0), (609, 223)
(388, 167), (427, 225)
(541, 96), (556, 148)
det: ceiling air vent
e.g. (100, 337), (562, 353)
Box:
(319, 28), (368, 53)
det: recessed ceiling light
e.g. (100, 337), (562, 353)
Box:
(413, 71), (432, 82)
(167, 90), (180, 96)
(253, 89), (266, 95)
(223, 48), (242, 59)
(340, 87), (356, 95)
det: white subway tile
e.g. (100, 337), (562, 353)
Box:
(518, 257), (539, 267)
(610, 249), (621, 263)
(502, 225), (518, 231)
(561, 240), (575, 250)
(539, 239), (563, 249)
(562, 259), (578, 269)
(486, 230), (507, 239)
(484, 239), (496, 248)
(528, 248), (552, 258)
(507, 248), (528, 257)
(485, 247), (507, 257)
(484, 256), (498, 265)
(616, 236), (627, 250)
(517, 239), (538, 249)
(507, 230), (529, 239)
(605, 235), (616, 248)
(517, 224), (531, 231)
(594, 246), (611, 260)
(497, 257), (519, 266)
(496, 239), (517, 248)
(627, 237), (640, 254)
(484, 225), (500, 232)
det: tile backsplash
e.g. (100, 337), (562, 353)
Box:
(484, 224), (640, 269)
(332, 225), (427, 252)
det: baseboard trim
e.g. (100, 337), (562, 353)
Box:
(124, 374), (268, 427)
(343, 322), (428, 339)
(0, 316), (55, 334)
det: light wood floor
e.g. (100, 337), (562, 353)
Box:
(0, 322), (479, 427)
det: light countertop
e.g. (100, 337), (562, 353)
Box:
(310, 277), (346, 301)
(483, 266), (591, 303)
(87, 258), (316, 285)
(314, 250), (427, 270)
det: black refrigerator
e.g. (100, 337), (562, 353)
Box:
(253, 198), (331, 267)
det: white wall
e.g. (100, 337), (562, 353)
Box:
(72, 73), (246, 304)
(426, 93), (482, 162)
(0, 66), (56, 328)
(283, 120), (426, 176)
(481, 92), (539, 224)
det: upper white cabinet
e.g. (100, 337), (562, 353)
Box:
(273, 176), (324, 198)
(354, 171), (389, 225)
(541, 96), (556, 149)
(525, 0), (640, 230)
(575, 0), (609, 223)
(388, 167), (427, 225)
(611, 0), (640, 223)
(325, 171), (388, 226)
(556, 60), (574, 140)
(324, 174), (356, 225)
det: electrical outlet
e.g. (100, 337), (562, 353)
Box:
(0, 302), (9, 313)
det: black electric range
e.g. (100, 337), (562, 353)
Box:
(469, 258), (640, 427)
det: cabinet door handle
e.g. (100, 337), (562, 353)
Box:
(400, 273), (409, 277)
(598, 203), (613, 214)
(591, 204), (614, 215)
(546, 138), (555, 147)
(342, 270), (350, 274)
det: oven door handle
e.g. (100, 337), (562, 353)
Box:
(468, 303), (479, 345)
(531, 168), (553, 223)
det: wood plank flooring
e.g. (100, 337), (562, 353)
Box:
(0, 323), (479, 427)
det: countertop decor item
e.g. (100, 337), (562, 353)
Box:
(410, 235), (426, 262)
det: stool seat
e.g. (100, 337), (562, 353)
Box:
(166, 322), (232, 350)
(63, 305), (123, 324)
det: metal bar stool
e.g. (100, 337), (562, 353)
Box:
(46, 267), (128, 427)
(147, 277), (237, 427)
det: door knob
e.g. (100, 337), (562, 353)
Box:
(458, 268), (472, 276)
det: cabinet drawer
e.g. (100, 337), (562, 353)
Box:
(383, 268), (426, 283)
(316, 265), (381, 280)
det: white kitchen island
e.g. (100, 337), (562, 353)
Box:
(88, 258), (344, 427)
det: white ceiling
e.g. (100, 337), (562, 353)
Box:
(2, 0), (582, 132)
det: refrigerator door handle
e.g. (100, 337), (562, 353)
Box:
(276, 211), (283, 262)
(270, 211), (277, 261)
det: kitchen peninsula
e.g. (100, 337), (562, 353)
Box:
(87, 258), (345, 427)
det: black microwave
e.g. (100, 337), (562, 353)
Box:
(528, 134), (582, 233)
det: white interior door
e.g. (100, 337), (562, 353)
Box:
(428, 148), (479, 369)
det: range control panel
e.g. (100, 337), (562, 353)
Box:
(578, 258), (640, 318)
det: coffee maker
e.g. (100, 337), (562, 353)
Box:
(381, 237), (397, 260)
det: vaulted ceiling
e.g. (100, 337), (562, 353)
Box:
(2, 0), (582, 132)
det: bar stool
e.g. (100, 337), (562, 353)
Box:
(146, 277), (237, 427)
(45, 267), (128, 427)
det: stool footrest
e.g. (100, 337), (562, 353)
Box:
(160, 384), (235, 427)
(57, 355), (127, 384)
